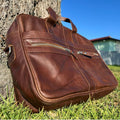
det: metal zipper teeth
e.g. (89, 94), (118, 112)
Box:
(31, 43), (98, 58)
(31, 43), (78, 59)
(31, 43), (98, 56)
(31, 43), (72, 53)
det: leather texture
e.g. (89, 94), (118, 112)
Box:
(5, 7), (118, 113)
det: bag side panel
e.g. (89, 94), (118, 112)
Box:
(6, 15), (48, 110)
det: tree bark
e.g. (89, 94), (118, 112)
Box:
(0, 0), (61, 99)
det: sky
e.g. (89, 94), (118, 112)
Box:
(61, 0), (120, 40)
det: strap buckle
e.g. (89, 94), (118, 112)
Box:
(8, 46), (12, 57)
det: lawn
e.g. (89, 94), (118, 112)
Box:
(0, 65), (120, 119)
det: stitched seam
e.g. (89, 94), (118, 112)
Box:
(17, 16), (43, 107)
(43, 85), (117, 100)
(74, 33), (91, 91)
(36, 85), (116, 102)
(62, 27), (90, 91)
(70, 32), (91, 91)
(63, 27), (91, 91)
(75, 34), (92, 88)
(63, 26), (90, 91)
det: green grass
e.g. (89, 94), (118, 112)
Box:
(0, 65), (120, 119)
(108, 65), (120, 91)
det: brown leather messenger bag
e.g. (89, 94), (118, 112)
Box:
(4, 7), (118, 112)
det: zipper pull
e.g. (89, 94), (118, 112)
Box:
(77, 51), (98, 58)
(65, 48), (78, 60)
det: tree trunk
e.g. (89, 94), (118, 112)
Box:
(0, 0), (61, 99)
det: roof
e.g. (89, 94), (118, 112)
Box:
(90, 36), (120, 42)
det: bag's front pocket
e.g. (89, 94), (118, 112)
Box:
(24, 40), (90, 99)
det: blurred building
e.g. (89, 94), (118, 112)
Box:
(90, 36), (120, 65)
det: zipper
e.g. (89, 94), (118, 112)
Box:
(77, 51), (98, 57)
(31, 43), (71, 52)
(31, 43), (77, 59)
(31, 43), (98, 58)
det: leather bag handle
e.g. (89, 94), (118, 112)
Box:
(57, 16), (77, 33)
(47, 7), (77, 33)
